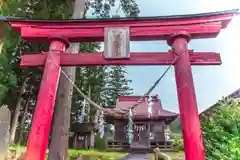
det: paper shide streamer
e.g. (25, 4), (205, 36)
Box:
(127, 109), (133, 144)
(148, 97), (153, 118)
(98, 110), (105, 138)
(78, 99), (87, 123)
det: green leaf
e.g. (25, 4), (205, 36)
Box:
(0, 83), (8, 103)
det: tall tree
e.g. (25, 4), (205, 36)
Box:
(71, 42), (105, 121)
(0, 0), (71, 146)
(103, 66), (133, 106)
(1, 0), (138, 158)
(9, 76), (29, 145)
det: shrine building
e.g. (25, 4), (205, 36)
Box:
(104, 95), (179, 150)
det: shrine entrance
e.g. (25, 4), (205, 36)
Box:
(131, 123), (149, 149)
(7, 9), (238, 160)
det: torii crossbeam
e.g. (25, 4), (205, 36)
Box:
(7, 9), (238, 160)
(21, 51), (221, 67)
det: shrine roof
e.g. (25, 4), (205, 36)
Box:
(103, 95), (178, 121)
(2, 9), (238, 23)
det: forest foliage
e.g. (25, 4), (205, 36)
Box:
(0, 0), (137, 149)
(171, 98), (240, 160)
(201, 98), (240, 160)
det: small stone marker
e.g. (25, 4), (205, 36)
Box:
(0, 21), (8, 54)
(0, 106), (10, 160)
(104, 27), (130, 59)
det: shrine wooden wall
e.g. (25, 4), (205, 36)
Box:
(106, 119), (174, 150)
(111, 120), (166, 142)
(150, 121), (165, 141)
(114, 120), (128, 142)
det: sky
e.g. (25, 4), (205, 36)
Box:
(113, 0), (240, 113)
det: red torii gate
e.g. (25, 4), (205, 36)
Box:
(8, 9), (238, 160)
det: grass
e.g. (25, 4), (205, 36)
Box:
(9, 146), (184, 159)
(68, 149), (127, 159)
(9, 146), (127, 160)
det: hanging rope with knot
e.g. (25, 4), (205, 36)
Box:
(48, 48), (182, 117)
(122, 50), (181, 117)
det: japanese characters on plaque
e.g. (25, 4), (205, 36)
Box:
(104, 27), (130, 59)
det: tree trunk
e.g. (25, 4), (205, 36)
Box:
(86, 85), (91, 122)
(17, 94), (31, 146)
(87, 85), (93, 147)
(48, 0), (85, 160)
(9, 78), (28, 145)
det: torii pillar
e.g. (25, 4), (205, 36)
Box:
(168, 32), (205, 160)
(24, 39), (69, 160)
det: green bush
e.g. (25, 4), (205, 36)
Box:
(201, 99), (240, 160)
(173, 139), (184, 151)
(94, 134), (106, 150)
(172, 133), (184, 151)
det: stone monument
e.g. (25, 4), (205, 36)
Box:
(0, 106), (10, 160)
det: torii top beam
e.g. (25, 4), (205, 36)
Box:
(5, 9), (238, 67)
(7, 9), (239, 42)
